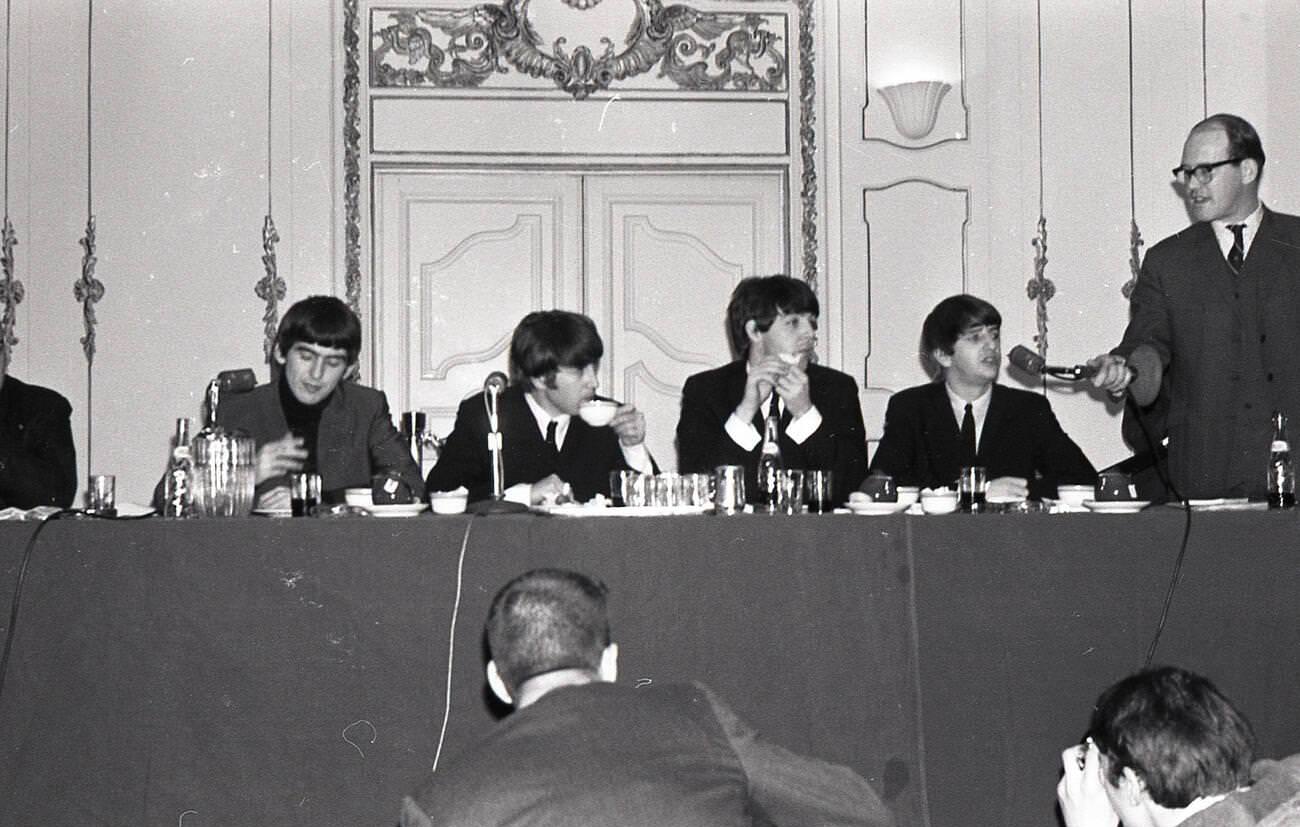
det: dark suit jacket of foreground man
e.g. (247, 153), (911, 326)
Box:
(218, 380), (423, 500)
(1114, 208), (1300, 499)
(676, 360), (868, 505)
(870, 381), (1095, 500)
(427, 385), (633, 503)
(0, 375), (77, 508)
(402, 681), (894, 827)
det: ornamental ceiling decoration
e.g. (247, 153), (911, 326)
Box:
(370, 0), (787, 99)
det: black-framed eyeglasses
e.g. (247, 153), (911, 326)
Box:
(1171, 157), (1243, 184)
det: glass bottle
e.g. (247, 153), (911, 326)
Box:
(757, 409), (784, 512)
(1268, 410), (1295, 509)
(162, 417), (193, 517)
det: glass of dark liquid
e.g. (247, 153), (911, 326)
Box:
(958, 466), (987, 513)
(291, 472), (321, 517)
(805, 470), (834, 514)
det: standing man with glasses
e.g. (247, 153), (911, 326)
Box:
(1089, 114), (1300, 499)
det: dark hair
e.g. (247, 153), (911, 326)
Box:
(274, 296), (362, 364)
(921, 294), (1001, 366)
(508, 311), (604, 387)
(1193, 113), (1266, 171)
(1088, 667), (1255, 808)
(726, 275), (820, 359)
(486, 568), (611, 692)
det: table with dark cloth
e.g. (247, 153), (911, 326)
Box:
(0, 510), (1297, 827)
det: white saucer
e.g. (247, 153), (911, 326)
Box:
(847, 500), (910, 515)
(1083, 499), (1150, 513)
(368, 503), (429, 518)
(252, 507), (293, 518)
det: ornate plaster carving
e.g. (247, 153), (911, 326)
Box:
(255, 215), (285, 365)
(0, 218), (21, 364)
(74, 216), (103, 365)
(370, 0), (787, 98)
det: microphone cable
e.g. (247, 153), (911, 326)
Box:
(0, 507), (156, 709)
(1124, 394), (1192, 668)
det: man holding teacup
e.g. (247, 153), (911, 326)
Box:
(426, 310), (652, 505)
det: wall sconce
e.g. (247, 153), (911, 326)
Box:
(877, 80), (951, 140)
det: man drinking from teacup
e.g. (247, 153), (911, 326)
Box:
(675, 275), (868, 506)
(867, 294), (1095, 501)
(426, 310), (652, 505)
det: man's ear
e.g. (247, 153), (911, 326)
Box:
(1241, 157), (1261, 185)
(486, 660), (513, 706)
(272, 347), (287, 367)
(932, 348), (953, 370)
(1120, 767), (1148, 807)
(744, 319), (761, 343)
(599, 643), (619, 683)
(344, 362), (360, 382)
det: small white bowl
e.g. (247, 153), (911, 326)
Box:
(578, 400), (619, 427)
(1056, 484), (1093, 508)
(920, 493), (959, 515)
(896, 486), (921, 507)
(343, 487), (372, 508)
(430, 488), (469, 515)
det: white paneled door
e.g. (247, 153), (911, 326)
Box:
(373, 168), (787, 474)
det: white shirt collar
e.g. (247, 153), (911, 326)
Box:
(1212, 201), (1264, 260)
(523, 390), (571, 449)
(944, 382), (993, 447)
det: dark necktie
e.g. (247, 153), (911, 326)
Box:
(961, 402), (977, 463)
(545, 420), (559, 454)
(1227, 223), (1246, 272)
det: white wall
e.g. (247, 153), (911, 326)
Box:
(5, 0), (1300, 503)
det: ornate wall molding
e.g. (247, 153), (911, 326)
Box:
(370, 0), (788, 99)
(344, 0), (363, 318)
(0, 218), (21, 365)
(796, 0), (817, 290)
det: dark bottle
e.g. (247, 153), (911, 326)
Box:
(757, 411), (784, 512)
(1268, 410), (1295, 509)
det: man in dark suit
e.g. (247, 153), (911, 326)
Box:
(676, 275), (867, 505)
(0, 351), (77, 509)
(1091, 114), (1300, 500)
(869, 294), (1095, 500)
(401, 568), (895, 827)
(426, 310), (652, 504)
(211, 295), (422, 508)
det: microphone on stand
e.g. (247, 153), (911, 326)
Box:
(1007, 344), (1161, 407)
(469, 371), (528, 515)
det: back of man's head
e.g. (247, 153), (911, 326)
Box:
(725, 275), (819, 360)
(486, 568), (611, 693)
(1089, 666), (1255, 809)
(275, 295), (362, 364)
(508, 311), (604, 387)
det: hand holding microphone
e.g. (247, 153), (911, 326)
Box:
(1007, 344), (1161, 407)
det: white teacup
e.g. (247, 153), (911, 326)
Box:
(920, 489), (959, 515)
(896, 486), (921, 507)
(578, 399), (619, 427)
(430, 487), (469, 514)
(1056, 484), (1093, 508)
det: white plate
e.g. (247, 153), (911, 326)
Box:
(536, 504), (712, 517)
(1082, 500), (1151, 513)
(368, 503), (429, 518)
(847, 500), (911, 515)
(253, 507), (293, 518)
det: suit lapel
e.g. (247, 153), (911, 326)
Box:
(924, 383), (964, 472)
(980, 386), (1010, 463)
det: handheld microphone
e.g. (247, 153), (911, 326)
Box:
(1007, 344), (1161, 407)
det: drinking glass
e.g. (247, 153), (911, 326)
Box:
(958, 466), (987, 513)
(87, 474), (116, 516)
(681, 473), (713, 507)
(653, 473), (683, 508)
(291, 472), (321, 517)
(776, 469), (805, 515)
(805, 470), (834, 514)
